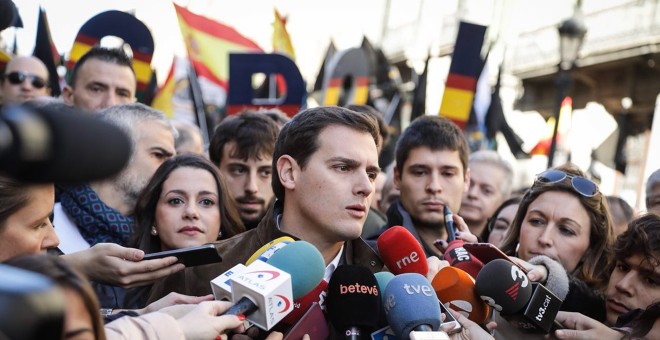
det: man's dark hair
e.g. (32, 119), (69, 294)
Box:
(614, 213), (660, 266)
(394, 115), (469, 177)
(209, 110), (280, 166)
(68, 46), (134, 87)
(345, 104), (389, 143)
(271, 106), (380, 202)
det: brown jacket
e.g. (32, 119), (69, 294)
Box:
(146, 203), (385, 304)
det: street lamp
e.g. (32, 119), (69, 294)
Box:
(547, 14), (587, 168)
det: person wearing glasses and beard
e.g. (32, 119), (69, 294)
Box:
(0, 56), (51, 105)
(492, 163), (616, 338)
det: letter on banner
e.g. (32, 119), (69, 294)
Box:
(320, 47), (370, 106)
(227, 53), (305, 117)
(66, 10), (155, 104)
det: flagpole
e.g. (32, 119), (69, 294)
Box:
(186, 62), (210, 146)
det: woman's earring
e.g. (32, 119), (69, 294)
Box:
(151, 226), (158, 236)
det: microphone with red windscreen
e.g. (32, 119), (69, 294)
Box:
(442, 207), (484, 279)
(377, 226), (428, 276)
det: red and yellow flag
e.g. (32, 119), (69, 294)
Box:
(531, 97), (573, 155)
(174, 3), (262, 90)
(151, 59), (176, 118)
(272, 9), (295, 60)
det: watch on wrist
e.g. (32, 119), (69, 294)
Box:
(100, 308), (113, 317)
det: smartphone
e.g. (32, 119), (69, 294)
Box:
(463, 243), (528, 273)
(439, 301), (462, 335)
(143, 244), (222, 267)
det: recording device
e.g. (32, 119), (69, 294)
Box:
(327, 265), (382, 339)
(431, 266), (490, 324)
(283, 302), (329, 340)
(143, 244), (222, 267)
(223, 241), (325, 330)
(383, 273), (446, 339)
(475, 259), (562, 333)
(245, 236), (294, 265)
(0, 104), (131, 183)
(377, 226), (428, 275)
(0, 265), (64, 340)
(374, 271), (395, 328)
(444, 206), (456, 242)
(462, 243), (528, 273)
(442, 239), (484, 279)
(224, 260), (293, 330)
(210, 263), (247, 301)
(211, 237), (294, 301)
(280, 278), (327, 325)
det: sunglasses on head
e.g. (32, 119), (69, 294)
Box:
(3, 71), (48, 89)
(535, 169), (599, 197)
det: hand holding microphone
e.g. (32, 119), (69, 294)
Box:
(475, 259), (563, 334)
(222, 241), (325, 330)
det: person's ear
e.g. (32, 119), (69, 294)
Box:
(277, 155), (298, 191)
(62, 85), (74, 105)
(393, 166), (401, 190)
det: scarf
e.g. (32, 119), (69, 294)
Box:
(60, 184), (134, 246)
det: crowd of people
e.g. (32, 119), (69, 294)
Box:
(1, 43), (659, 340)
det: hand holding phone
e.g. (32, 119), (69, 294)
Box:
(143, 244), (222, 267)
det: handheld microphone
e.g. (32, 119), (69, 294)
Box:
(280, 278), (328, 325)
(374, 271), (395, 328)
(431, 266), (491, 324)
(327, 265), (382, 339)
(444, 206), (456, 242)
(383, 273), (445, 339)
(211, 237), (294, 301)
(0, 104), (131, 183)
(246, 236), (294, 265)
(475, 259), (562, 333)
(442, 239), (484, 279)
(377, 226), (428, 275)
(224, 241), (325, 330)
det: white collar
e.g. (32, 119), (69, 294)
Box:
(324, 244), (344, 282)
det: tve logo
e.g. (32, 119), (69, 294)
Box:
(402, 283), (433, 296)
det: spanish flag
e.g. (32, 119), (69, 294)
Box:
(531, 97), (573, 155)
(151, 59), (176, 118)
(174, 3), (262, 90)
(273, 9), (295, 60)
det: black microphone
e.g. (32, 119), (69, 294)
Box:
(327, 265), (381, 339)
(0, 104), (131, 183)
(475, 259), (563, 333)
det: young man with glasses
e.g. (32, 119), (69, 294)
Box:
(0, 56), (50, 105)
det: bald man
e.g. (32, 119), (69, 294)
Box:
(1, 56), (51, 104)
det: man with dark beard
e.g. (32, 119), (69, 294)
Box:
(209, 110), (280, 229)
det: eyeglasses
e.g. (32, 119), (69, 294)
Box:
(3, 71), (48, 89)
(535, 169), (599, 197)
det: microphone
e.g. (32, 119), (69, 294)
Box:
(211, 237), (294, 301)
(283, 302), (329, 340)
(374, 271), (395, 328)
(377, 226), (428, 275)
(383, 273), (445, 339)
(444, 206), (456, 242)
(280, 278), (327, 325)
(475, 259), (562, 333)
(246, 236), (294, 265)
(442, 239), (484, 279)
(224, 241), (325, 330)
(327, 265), (382, 339)
(431, 266), (491, 324)
(0, 104), (131, 183)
